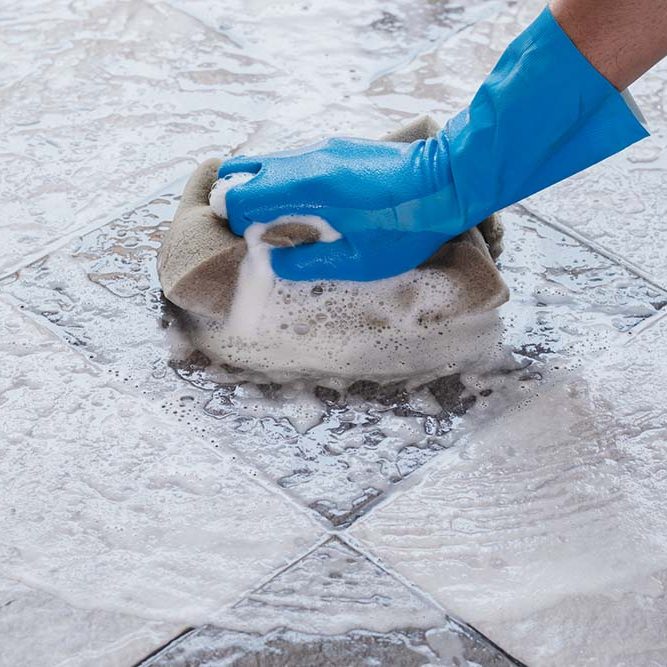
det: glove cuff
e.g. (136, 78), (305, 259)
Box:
(442, 6), (649, 229)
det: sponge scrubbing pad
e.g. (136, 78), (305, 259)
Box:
(157, 116), (509, 379)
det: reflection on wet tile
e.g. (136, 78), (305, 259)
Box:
(0, 577), (181, 667)
(140, 537), (524, 667)
(498, 207), (667, 348)
(351, 313), (667, 666)
(1, 189), (664, 528)
(0, 297), (321, 625)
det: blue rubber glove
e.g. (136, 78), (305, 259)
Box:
(219, 7), (648, 282)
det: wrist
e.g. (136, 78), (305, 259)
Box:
(440, 6), (648, 227)
(551, 0), (667, 91)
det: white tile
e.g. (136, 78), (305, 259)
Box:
(0, 577), (182, 667)
(0, 0), (493, 274)
(0, 297), (322, 626)
(482, 569), (667, 667)
(0, 0), (254, 274)
(351, 312), (667, 666)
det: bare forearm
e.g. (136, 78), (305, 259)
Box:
(551, 0), (667, 89)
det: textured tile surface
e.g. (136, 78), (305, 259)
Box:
(2, 190), (664, 529)
(351, 312), (667, 666)
(140, 538), (523, 667)
(0, 577), (181, 667)
(0, 297), (321, 628)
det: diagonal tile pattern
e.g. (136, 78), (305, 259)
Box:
(2, 0), (667, 663)
(0, 297), (322, 628)
(2, 165), (664, 665)
(2, 192), (663, 529)
(216, 536), (446, 633)
(351, 312), (667, 666)
(139, 537), (524, 667)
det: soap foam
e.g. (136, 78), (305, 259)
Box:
(204, 174), (505, 382)
(227, 216), (342, 337)
(209, 171), (254, 220)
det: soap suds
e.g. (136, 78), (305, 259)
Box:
(201, 173), (507, 381)
(229, 218), (342, 337)
(209, 172), (255, 221)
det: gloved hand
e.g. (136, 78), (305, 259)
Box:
(219, 138), (461, 281)
(219, 7), (648, 282)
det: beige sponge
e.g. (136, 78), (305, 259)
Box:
(157, 116), (508, 379)
(158, 115), (506, 321)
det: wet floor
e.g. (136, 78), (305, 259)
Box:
(1, 0), (667, 665)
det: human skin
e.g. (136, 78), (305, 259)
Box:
(551, 0), (667, 90)
(216, 2), (664, 281)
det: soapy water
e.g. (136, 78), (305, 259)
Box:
(2, 0), (666, 661)
(3, 187), (663, 529)
(226, 216), (340, 335)
(186, 286), (507, 382)
(196, 172), (509, 380)
(1, 142), (665, 664)
(211, 171), (344, 337)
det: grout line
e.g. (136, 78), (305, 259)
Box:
(0, 292), (115, 379)
(152, 0), (247, 49)
(337, 532), (528, 666)
(336, 532), (451, 618)
(0, 173), (190, 283)
(200, 431), (334, 532)
(516, 203), (667, 293)
(227, 534), (335, 610)
(136, 534), (337, 661)
(131, 626), (197, 667)
(621, 305), (667, 343)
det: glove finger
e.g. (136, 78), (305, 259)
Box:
(272, 230), (452, 282)
(218, 155), (262, 179)
(224, 174), (284, 235)
(270, 238), (366, 282)
(225, 174), (328, 235)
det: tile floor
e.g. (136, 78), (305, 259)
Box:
(1, 0), (666, 665)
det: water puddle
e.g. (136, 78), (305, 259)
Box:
(1, 190), (663, 528)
